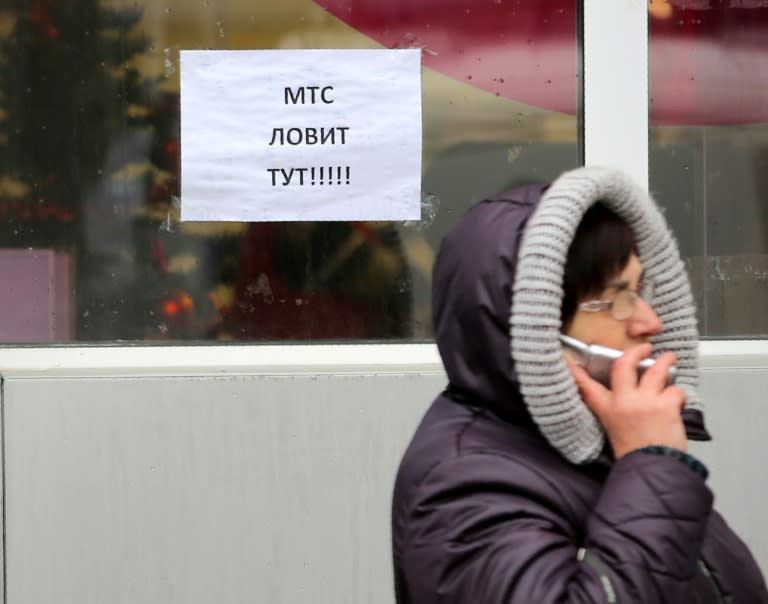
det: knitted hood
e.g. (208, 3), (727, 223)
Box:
(433, 166), (710, 464)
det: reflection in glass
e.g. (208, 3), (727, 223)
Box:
(0, 0), (578, 343)
(649, 1), (768, 336)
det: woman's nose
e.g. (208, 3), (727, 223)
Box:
(629, 297), (662, 337)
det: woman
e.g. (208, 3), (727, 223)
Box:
(391, 167), (767, 602)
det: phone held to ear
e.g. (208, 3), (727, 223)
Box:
(559, 335), (677, 388)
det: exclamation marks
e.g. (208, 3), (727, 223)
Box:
(309, 167), (351, 186)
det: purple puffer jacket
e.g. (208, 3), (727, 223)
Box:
(391, 185), (768, 603)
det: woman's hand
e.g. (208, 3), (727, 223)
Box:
(567, 343), (688, 459)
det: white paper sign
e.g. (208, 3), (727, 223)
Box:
(180, 49), (422, 222)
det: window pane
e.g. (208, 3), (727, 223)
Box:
(0, 0), (579, 343)
(649, 0), (768, 337)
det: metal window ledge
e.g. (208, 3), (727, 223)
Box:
(0, 341), (765, 379)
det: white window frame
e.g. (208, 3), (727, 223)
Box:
(0, 0), (766, 379)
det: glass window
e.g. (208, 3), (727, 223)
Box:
(649, 0), (768, 337)
(0, 0), (579, 343)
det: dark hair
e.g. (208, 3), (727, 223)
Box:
(561, 203), (637, 328)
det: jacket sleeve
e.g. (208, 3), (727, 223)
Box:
(398, 449), (714, 603)
(701, 510), (768, 602)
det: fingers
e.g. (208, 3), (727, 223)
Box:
(638, 351), (677, 391)
(663, 385), (688, 412)
(565, 356), (611, 417)
(610, 343), (653, 392)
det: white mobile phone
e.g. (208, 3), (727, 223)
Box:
(560, 335), (677, 388)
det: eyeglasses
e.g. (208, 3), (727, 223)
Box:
(577, 282), (656, 321)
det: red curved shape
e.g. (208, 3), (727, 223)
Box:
(314, 0), (578, 116)
(313, 0), (768, 125)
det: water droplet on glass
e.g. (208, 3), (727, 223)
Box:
(393, 32), (419, 49)
(164, 48), (176, 75)
(159, 212), (174, 233)
(402, 192), (440, 231)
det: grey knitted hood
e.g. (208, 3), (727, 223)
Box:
(433, 166), (710, 465)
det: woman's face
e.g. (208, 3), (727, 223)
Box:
(563, 254), (662, 351)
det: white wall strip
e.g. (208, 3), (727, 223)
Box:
(698, 341), (768, 370)
(584, 0), (649, 188)
(0, 344), (445, 379)
(0, 342), (766, 379)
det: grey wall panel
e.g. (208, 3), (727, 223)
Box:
(3, 374), (441, 604)
(691, 369), (768, 573)
(2, 369), (766, 604)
